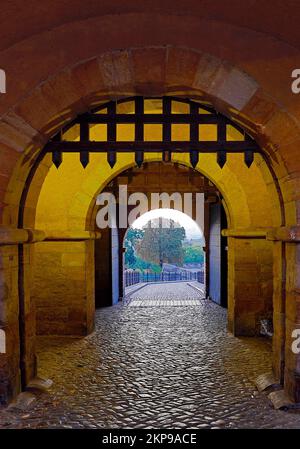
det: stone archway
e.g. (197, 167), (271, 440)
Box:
(0, 44), (299, 406)
(92, 161), (216, 308)
(27, 93), (282, 403)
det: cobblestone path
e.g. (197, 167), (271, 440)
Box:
(1, 289), (300, 428)
(128, 282), (205, 306)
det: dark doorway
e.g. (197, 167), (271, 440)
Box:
(208, 201), (228, 308)
(95, 227), (114, 307)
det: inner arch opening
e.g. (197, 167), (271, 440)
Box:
(123, 208), (206, 305)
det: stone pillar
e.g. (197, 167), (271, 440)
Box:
(0, 244), (20, 403)
(224, 229), (273, 336)
(267, 226), (300, 400)
(118, 227), (127, 301)
(204, 198), (210, 298)
(19, 243), (37, 386)
(272, 241), (286, 383)
(0, 227), (44, 403)
(111, 227), (120, 305)
(283, 241), (300, 400)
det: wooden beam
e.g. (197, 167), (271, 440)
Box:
(46, 140), (260, 153)
(107, 102), (117, 167)
(135, 97), (144, 167)
(76, 113), (221, 125)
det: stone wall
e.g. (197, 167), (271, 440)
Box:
(32, 240), (95, 336)
(0, 245), (21, 404)
(284, 242), (300, 401)
(227, 236), (273, 336)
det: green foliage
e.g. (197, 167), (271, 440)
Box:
(183, 245), (204, 264)
(124, 228), (144, 268)
(125, 244), (136, 267)
(133, 257), (161, 273)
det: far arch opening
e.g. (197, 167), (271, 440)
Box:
(123, 208), (206, 305)
(93, 161), (228, 309)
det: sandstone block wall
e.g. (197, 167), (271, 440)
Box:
(227, 237), (273, 336)
(32, 240), (95, 336)
(0, 245), (21, 403)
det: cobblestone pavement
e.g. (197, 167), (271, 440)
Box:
(1, 285), (300, 428)
(128, 282), (205, 306)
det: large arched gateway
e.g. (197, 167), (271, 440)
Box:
(1, 2), (300, 429)
(3, 95), (283, 396)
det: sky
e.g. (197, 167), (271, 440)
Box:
(131, 208), (204, 240)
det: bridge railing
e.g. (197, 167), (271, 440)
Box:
(124, 270), (204, 287)
(124, 271), (141, 287)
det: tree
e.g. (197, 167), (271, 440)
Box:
(136, 218), (186, 266)
(133, 256), (161, 273)
(124, 228), (144, 267)
(183, 245), (204, 264)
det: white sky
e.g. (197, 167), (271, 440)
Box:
(131, 208), (203, 240)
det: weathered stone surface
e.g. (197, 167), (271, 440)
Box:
(268, 390), (294, 410)
(166, 47), (200, 88)
(1, 302), (300, 428)
(99, 51), (133, 90)
(215, 68), (258, 111)
(32, 241), (95, 336)
(27, 377), (53, 392)
(227, 237), (273, 336)
(255, 373), (279, 392)
(7, 392), (36, 411)
(127, 282), (205, 306)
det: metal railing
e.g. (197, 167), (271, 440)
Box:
(124, 270), (204, 287)
(124, 271), (141, 287)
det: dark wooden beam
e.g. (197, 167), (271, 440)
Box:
(162, 97), (172, 162)
(79, 121), (90, 167)
(217, 116), (227, 168)
(46, 140), (260, 153)
(135, 97), (144, 167)
(77, 113), (228, 125)
(107, 102), (117, 167)
(189, 101), (199, 168)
